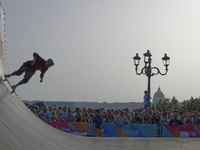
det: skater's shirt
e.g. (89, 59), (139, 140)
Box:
(23, 53), (48, 75)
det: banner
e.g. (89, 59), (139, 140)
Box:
(46, 122), (88, 135)
(104, 123), (157, 137)
(46, 122), (200, 138)
(163, 125), (200, 137)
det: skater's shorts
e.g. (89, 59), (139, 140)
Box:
(15, 65), (35, 83)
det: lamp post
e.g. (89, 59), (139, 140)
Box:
(133, 50), (170, 108)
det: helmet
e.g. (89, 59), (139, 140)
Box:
(46, 59), (54, 66)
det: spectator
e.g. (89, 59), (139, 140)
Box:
(180, 114), (185, 125)
(146, 107), (150, 114)
(191, 113), (196, 124)
(37, 106), (51, 121)
(158, 108), (163, 114)
(169, 114), (183, 126)
(87, 114), (95, 136)
(154, 111), (160, 125)
(93, 109), (104, 137)
(124, 108), (130, 117)
(32, 107), (40, 115)
(55, 107), (62, 117)
(151, 107), (155, 112)
(100, 108), (105, 112)
(131, 113), (142, 124)
(113, 110), (120, 122)
(143, 91), (151, 110)
(149, 111), (155, 124)
(82, 113), (89, 122)
(115, 110), (129, 127)
(58, 114), (65, 122)
(185, 114), (193, 125)
(52, 105), (57, 109)
(164, 112), (172, 125)
(53, 107), (59, 116)
(160, 112), (167, 125)
(194, 114), (200, 125)
(58, 107), (62, 114)
(102, 111), (107, 122)
(82, 107), (87, 114)
(48, 106), (53, 115)
(111, 109), (114, 115)
(72, 107), (80, 118)
(140, 107), (145, 114)
(66, 110), (75, 122)
(142, 111), (150, 124)
(59, 106), (68, 121)
(50, 111), (58, 122)
(88, 109), (95, 119)
(74, 112), (82, 122)
(105, 110), (113, 123)
(177, 111), (183, 121)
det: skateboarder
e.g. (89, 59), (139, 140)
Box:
(5, 52), (54, 92)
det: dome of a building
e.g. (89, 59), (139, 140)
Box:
(153, 87), (165, 105)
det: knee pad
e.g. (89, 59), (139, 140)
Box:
(22, 77), (30, 84)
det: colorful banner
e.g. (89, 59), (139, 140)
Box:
(46, 122), (88, 134)
(104, 123), (157, 137)
(163, 125), (200, 137)
(46, 122), (200, 138)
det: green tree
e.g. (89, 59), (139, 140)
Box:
(170, 97), (179, 110)
(155, 97), (179, 111)
(182, 97), (200, 112)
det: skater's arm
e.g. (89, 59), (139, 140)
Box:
(40, 73), (44, 82)
(40, 72), (44, 82)
(40, 67), (48, 82)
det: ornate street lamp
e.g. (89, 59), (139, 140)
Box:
(133, 50), (170, 108)
(133, 53), (141, 67)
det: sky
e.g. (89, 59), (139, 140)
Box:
(1, 0), (200, 103)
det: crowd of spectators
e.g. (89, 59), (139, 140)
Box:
(32, 105), (200, 126)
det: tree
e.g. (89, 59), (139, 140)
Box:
(170, 97), (179, 110)
(182, 97), (200, 112)
(155, 97), (179, 111)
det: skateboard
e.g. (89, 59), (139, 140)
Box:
(4, 74), (15, 94)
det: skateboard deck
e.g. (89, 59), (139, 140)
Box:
(4, 75), (15, 94)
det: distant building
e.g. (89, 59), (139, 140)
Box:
(153, 87), (165, 105)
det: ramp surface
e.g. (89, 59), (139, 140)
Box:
(0, 42), (200, 150)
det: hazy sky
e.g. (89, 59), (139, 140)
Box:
(1, 0), (200, 103)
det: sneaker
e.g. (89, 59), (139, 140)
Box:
(5, 74), (11, 78)
(11, 85), (17, 92)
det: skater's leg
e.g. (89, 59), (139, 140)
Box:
(12, 70), (34, 91)
(12, 80), (23, 91)
(5, 65), (27, 78)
